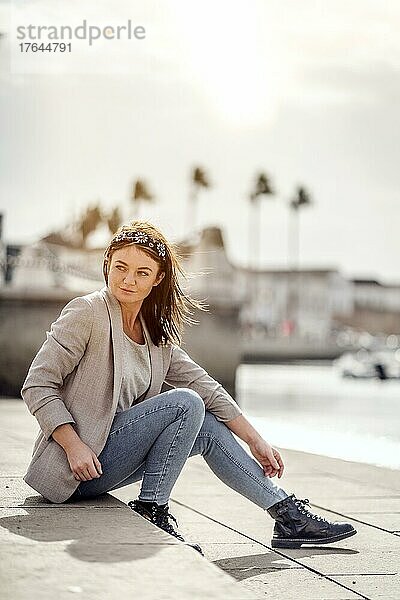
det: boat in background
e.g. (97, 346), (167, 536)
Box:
(335, 348), (400, 380)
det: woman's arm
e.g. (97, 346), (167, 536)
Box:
(164, 344), (283, 477)
(164, 344), (243, 422)
(225, 413), (284, 478)
(22, 296), (105, 482)
(21, 296), (94, 441)
(52, 423), (103, 481)
(51, 423), (83, 451)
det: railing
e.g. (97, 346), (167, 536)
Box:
(1, 254), (102, 283)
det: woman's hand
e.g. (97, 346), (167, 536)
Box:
(225, 415), (285, 478)
(248, 438), (284, 478)
(65, 439), (103, 482)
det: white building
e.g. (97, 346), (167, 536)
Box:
(8, 240), (103, 295)
(353, 279), (400, 312)
(178, 227), (354, 342)
(237, 268), (354, 342)
(177, 227), (245, 308)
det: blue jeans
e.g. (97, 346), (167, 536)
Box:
(68, 388), (288, 508)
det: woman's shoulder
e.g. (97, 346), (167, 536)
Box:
(58, 289), (107, 324)
(63, 289), (105, 310)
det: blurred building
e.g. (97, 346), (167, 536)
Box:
(337, 279), (400, 335)
(353, 279), (400, 312)
(237, 268), (353, 343)
(177, 227), (244, 309)
(2, 222), (399, 340)
(0, 214), (5, 288)
(6, 240), (103, 296)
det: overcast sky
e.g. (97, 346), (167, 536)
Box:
(1, 0), (399, 283)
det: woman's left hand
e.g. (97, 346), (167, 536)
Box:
(248, 438), (285, 478)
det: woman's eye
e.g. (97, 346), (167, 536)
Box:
(139, 272), (149, 276)
(116, 265), (125, 271)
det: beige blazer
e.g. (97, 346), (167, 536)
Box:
(21, 286), (242, 503)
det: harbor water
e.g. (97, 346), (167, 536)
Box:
(237, 363), (400, 471)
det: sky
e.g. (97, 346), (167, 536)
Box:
(1, 0), (400, 283)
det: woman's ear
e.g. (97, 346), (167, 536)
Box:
(103, 258), (109, 282)
(154, 271), (165, 287)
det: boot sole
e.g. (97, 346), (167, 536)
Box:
(271, 527), (357, 549)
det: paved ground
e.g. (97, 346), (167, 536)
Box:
(1, 398), (399, 599)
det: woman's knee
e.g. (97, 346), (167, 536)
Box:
(192, 411), (233, 457)
(168, 387), (205, 420)
(200, 411), (232, 438)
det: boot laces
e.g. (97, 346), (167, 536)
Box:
(128, 500), (184, 541)
(294, 497), (327, 522)
(156, 509), (181, 537)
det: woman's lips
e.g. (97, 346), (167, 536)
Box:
(120, 288), (136, 293)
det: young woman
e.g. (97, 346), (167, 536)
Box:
(22, 220), (356, 555)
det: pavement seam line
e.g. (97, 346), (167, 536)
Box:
(170, 498), (371, 600)
(317, 470), (400, 495)
(310, 502), (400, 538)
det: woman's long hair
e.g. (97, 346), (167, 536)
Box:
(103, 220), (208, 346)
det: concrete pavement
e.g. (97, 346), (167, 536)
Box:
(1, 398), (399, 599)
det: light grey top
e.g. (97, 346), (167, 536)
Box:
(116, 333), (151, 413)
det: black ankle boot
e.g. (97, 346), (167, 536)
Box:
(267, 494), (356, 549)
(128, 499), (204, 556)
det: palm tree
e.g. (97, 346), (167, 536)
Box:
(106, 206), (122, 235)
(249, 173), (274, 271)
(287, 185), (312, 333)
(77, 204), (102, 248)
(130, 179), (154, 220)
(187, 166), (210, 235)
(248, 173), (275, 322)
(289, 186), (312, 271)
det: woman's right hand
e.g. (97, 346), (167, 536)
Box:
(65, 440), (103, 481)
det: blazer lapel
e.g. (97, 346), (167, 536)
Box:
(139, 312), (164, 399)
(101, 286), (124, 410)
(101, 286), (164, 404)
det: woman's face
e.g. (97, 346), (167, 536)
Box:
(108, 244), (165, 309)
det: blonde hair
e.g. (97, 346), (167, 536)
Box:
(103, 220), (207, 346)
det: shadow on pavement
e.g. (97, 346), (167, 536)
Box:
(213, 547), (359, 582)
(0, 494), (169, 563)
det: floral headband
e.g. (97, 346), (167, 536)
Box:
(111, 230), (166, 261)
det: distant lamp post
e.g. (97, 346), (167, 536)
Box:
(287, 185), (312, 334)
(131, 179), (154, 220)
(187, 166), (210, 235)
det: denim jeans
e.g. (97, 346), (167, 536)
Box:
(69, 388), (288, 508)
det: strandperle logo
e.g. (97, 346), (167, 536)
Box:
(16, 19), (146, 46)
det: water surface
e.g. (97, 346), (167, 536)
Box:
(237, 364), (400, 470)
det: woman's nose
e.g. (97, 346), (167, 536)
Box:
(123, 272), (136, 285)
